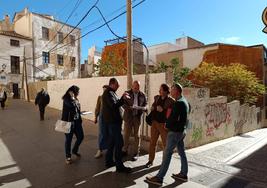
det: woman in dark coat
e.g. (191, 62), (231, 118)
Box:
(62, 85), (84, 164)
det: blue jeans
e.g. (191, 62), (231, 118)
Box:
(98, 113), (108, 151)
(65, 121), (84, 158)
(105, 123), (124, 169)
(156, 131), (188, 181)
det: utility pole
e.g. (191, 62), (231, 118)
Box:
(23, 47), (30, 102)
(127, 0), (133, 89)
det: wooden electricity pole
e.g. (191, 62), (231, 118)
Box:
(127, 0), (133, 89)
(23, 47), (30, 102)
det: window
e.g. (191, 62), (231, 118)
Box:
(11, 56), (20, 74)
(42, 27), (49, 40)
(42, 52), (50, 64)
(57, 54), (64, 66)
(10, 39), (20, 47)
(58, 32), (63, 43)
(71, 57), (76, 69)
(70, 35), (75, 46)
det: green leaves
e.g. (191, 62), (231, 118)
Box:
(191, 62), (266, 104)
(152, 58), (192, 87)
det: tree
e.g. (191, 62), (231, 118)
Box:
(191, 62), (265, 104)
(152, 58), (191, 86)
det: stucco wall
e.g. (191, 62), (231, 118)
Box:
(0, 34), (33, 88)
(28, 73), (166, 119)
(31, 15), (80, 80)
(182, 45), (218, 70)
(29, 76), (263, 149)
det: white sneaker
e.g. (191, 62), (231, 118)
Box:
(94, 150), (103, 159)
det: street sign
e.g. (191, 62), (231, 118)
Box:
(262, 7), (267, 33)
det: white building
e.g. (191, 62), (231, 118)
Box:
(13, 8), (81, 80)
(0, 15), (32, 98)
(145, 36), (204, 66)
(87, 45), (102, 77)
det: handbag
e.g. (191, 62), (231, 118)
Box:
(55, 112), (72, 133)
(145, 111), (153, 126)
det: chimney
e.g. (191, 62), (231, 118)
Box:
(4, 15), (10, 24)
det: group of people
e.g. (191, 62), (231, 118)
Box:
(35, 77), (190, 185)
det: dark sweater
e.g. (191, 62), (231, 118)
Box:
(61, 97), (82, 123)
(166, 97), (189, 132)
(101, 87), (124, 124)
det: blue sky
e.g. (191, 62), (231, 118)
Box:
(0, 0), (267, 62)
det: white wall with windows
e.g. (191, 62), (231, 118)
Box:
(0, 34), (32, 97)
(31, 14), (81, 80)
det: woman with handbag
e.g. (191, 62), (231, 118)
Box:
(62, 85), (84, 164)
(145, 84), (174, 168)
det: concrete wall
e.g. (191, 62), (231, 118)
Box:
(183, 45), (218, 70)
(28, 76), (263, 149)
(28, 73), (166, 120)
(182, 88), (262, 148)
(146, 43), (179, 65)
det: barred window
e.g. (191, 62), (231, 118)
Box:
(57, 54), (64, 66)
(10, 39), (20, 47)
(42, 52), (50, 64)
(42, 27), (49, 40)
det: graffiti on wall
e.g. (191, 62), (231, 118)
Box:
(205, 102), (231, 136)
(234, 105), (254, 134)
(197, 88), (207, 99)
(192, 126), (203, 142)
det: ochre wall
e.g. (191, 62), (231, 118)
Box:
(203, 44), (264, 80)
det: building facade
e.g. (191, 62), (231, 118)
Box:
(13, 8), (81, 80)
(0, 15), (32, 98)
(146, 36), (204, 66)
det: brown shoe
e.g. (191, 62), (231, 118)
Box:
(145, 161), (153, 168)
(145, 176), (162, 186)
(172, 173), (188, 182)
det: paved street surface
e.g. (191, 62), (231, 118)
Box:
(1, 100), (267, 188)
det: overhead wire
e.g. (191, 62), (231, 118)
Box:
(50, 0), (146, 52)
(48, 0), (100, 53)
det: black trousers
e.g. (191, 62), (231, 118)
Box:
(105, 122), (124, 169)
(65, 122), (84, 158)
(39, 105), (45, 120)
(0, 101), (5, 109)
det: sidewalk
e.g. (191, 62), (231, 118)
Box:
(0, 100), (267, 188)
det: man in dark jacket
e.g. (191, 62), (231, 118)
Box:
(146, 83), (190, 186)
(122, 80), (147, 161)
(35, 88), (50, 121)
(101, 77), (132, 173)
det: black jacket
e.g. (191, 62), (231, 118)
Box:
(35, 91), (50, 107)
(0, 91), (7, 102)
(166, 100), (188, 132)
(61, 97), (82, 123)
(101, 87), (124, 124)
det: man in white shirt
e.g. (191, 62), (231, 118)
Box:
(122, 81), (147, 161)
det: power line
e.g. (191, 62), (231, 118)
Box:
(38, 0), (83, 54)
(48, 0), (100, 53)
(51, 0), (146, 52)
(79, 0), (138, 32)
